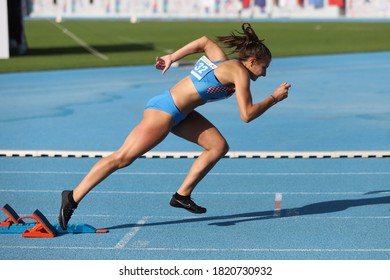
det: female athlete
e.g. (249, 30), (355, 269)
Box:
(59, 23), (291, 230)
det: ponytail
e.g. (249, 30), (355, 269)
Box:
(216, 23), (271, 62)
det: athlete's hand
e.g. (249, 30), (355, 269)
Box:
(272, 82), (291, 103)
(155, 55), (173, 75)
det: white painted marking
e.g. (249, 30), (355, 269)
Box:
(0, 189), (388, 196)
(1, 170), (389, 176)
(115, 217), (148, 249)
(50, 21), (109, 61)
(1, 149), (389, 159)
(0, 245), (389, 253)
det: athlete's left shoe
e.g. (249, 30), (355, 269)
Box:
(58, 190), (78, 230)
(169, 195), (207, 214)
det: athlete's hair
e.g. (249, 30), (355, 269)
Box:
(216, 23), (271, 62)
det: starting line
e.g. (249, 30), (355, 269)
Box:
(0, 150), (390, 159)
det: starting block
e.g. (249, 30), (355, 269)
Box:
(1, 203), (26, 226)
(55, 223), (108, 234)
(1, 204), (35, 234)
(1, 204), (108, 238)
(22, 209), (57, 238)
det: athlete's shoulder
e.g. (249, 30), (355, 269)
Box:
(220, 60), (248, 76)
(214, 59), (249, 85)
(219, 59), (244, 68)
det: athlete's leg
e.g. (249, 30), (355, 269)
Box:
(171, 110), (229, 197)
(72, 109), (174, 203)
(59, 108), (174, 229)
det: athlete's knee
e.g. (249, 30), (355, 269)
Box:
(211, 139), (229, 158)
(110, 151), (136, 169)
(221, 141), (230, 156)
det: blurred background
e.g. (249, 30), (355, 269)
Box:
(16, 0), (390, 20)
(1, 0), (389, 72)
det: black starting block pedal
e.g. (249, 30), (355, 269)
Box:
(1, 204), (26, 226)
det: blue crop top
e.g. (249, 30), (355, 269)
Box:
(190, 56), (235, 102)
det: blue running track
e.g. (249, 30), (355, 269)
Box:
(0, 52), (389, 262)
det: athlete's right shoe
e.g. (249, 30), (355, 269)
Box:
(58, 190), (78, 230)
(169, 195), (207, 214)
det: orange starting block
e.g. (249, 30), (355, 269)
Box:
(1, 204), (108, 238)
(21, 209), (57, 238)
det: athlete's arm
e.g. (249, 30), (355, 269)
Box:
(234, 68), (290, 123)
(156, 36), (227, 75)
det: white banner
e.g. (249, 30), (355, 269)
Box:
(0, 0), (10, 59)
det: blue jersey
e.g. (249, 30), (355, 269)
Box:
(190, 56), (235, 102)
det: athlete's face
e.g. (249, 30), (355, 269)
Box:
(247, 57), (271, 81)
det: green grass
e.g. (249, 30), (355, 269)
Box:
(1, 20), (390, 73)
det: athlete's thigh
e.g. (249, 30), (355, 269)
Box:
(117, 108), (174, 157)
(171, 110), (227, 149)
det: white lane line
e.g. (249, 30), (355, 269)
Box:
(0, 189), (388, 196)
(1, 149), (389, 159)
(0, 245), (389, 253)
(115, 216), (148, 249)
(3, 212), (388, 221)
(50, 21), (109, 61)
(1, 170), (389, 176)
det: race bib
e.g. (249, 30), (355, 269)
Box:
(190, 56), (217, 81)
